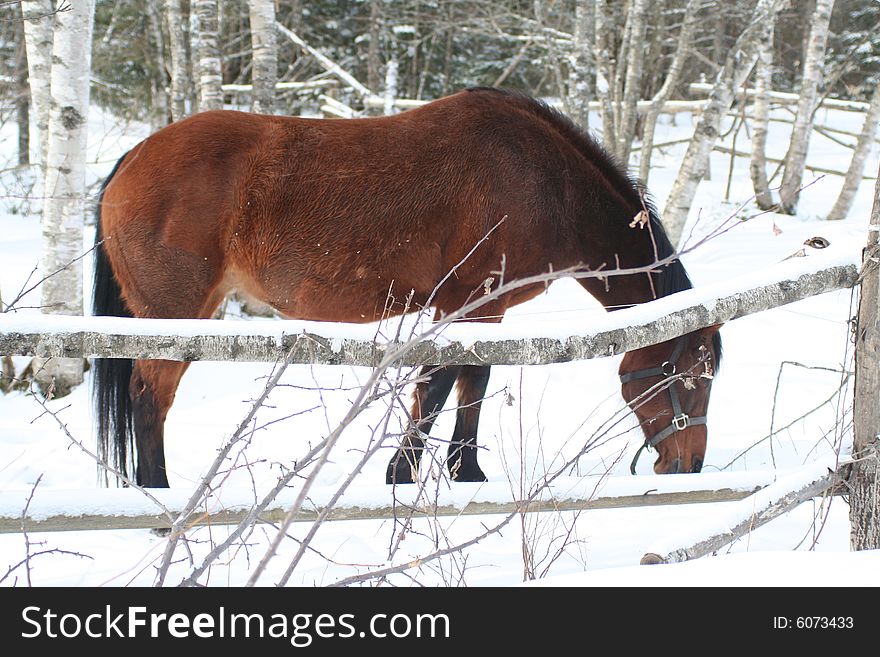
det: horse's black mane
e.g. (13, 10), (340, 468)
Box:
(466, 87), (721, 365)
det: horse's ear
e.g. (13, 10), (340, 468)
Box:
(697, 323), (723, 370)
(695, 323), (722, 347)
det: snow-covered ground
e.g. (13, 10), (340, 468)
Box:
(0, 100), (878, 588)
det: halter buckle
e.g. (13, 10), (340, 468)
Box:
(672, 413), (690, 431)
(661, 361), (676, 376)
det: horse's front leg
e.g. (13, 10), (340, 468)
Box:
(386, 365), (460, 484)
(447, 365), (490, 482)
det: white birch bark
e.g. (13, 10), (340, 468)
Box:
(164, 0), (189, 121)
(193, 0), (223, 111)
(778, 0), (836, 214)
(20, 0), (54, 172)
(34, 0), (96, 396)
(827, 84), (880, 221)
(637, 0), (701, 184)
(749, 24), (776, 210)
(567, 0), (595, 129)
(383, 57), (399, 116)
(662, 0), (788, 247)
(616, 0), (648, 164)
(248, 0), (277, 114)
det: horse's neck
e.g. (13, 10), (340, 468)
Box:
(578, 269), (664, 312)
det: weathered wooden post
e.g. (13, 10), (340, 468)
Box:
(850, 163), (880, 549)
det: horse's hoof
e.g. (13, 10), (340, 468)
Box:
(450, 462), (488, 483)
(386, 454), (417, 485)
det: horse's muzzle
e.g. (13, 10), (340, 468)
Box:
(657, 455), (703, 474)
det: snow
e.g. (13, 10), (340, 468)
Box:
(1, 101), (879, 589)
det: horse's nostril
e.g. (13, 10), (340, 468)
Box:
(669, 458), (682, 474)
(692, 456), (703, 473)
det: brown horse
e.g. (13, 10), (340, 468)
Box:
(92, 87), (721, 488)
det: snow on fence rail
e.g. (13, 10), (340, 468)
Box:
(0, 472), (775, 534)
(0, 250), (859, 366)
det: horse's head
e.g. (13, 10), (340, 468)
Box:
(619, 326), (722, 474)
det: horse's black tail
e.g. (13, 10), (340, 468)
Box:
(92, 152), (134, 484)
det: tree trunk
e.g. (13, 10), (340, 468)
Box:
(384, 57), (399, 116)
(749, 24), (776, 211)
(367, 0), (382, 95)
(616, 0), (648, 165)
(15, 10), (29, 166)
(193, 0), (223, 111)
(21, 0), (54, 172)
(147, 1), (170, 131)
(34, 0), (96, 397)
(567, 0), (595, 130)
(638, 0), (701, 185)
(778, 0), (836, 214)
(165, 0), (189, 121)
(594, 0), (617, 150)
(850, 162), (880, 550)
(248, 0), (277, 114)
(827, 83), (880, 221)
(662, 0), (787, 247)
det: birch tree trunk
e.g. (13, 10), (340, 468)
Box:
(850, 162), (880, 550)
(662, 0), (787, 247)
(567, 0), (595, 129)
(778, 0), (836, 214)
(749, 24), (776, 210)
(827, 83), (880, 221)
(165, 0), (189, 121)
(248, 0), (277, 114)
(616, 0), (648, 165)
(383, 57), (399, 116)
(34, 0), (96, 397)
(638, 0), (701, 185)
(193, 0), (223, 111)
(21, 0), (54, 172)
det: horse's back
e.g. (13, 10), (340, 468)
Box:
(98, 91), (590, 322)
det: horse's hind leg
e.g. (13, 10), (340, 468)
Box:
(447, 365), (491, 482)
(386, 365), (460, 484)
(128, 287), (228, 488)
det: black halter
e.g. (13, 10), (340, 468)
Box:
(620, 336), (709, 475)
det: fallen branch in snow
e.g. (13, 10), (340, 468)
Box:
(712, 145), (875, 180)
(221, 79), (338, 93)
(362, 95), (710, 115)
(639, 459), (846, 565)
(688, 82), (872, 113)
(0, 257), (859, 366)
(274, 22), (372, 99)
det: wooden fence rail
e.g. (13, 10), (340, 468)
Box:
(0, 472), (775, 534)
(0, 257), (859, 366)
